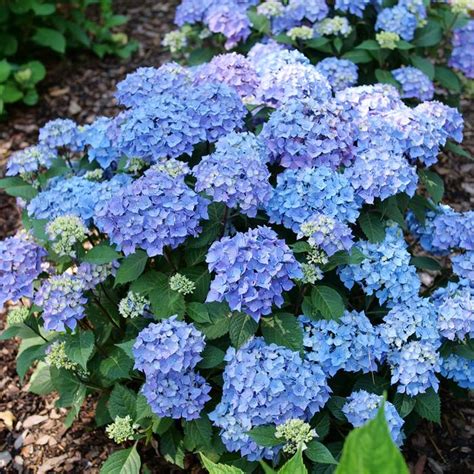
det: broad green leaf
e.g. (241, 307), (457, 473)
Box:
(108, 384), (137, 420)
(196, 302), (230, 340)
(198, 345), (225, 369)
(261, 313), (304, 351)
(160, 426), (185, 468)
(247, 11), (270, 34)
(355, 40), (380, 51)
(392, 393), (416, 418)
(305, 37), (330, 52)
(115, 251), (148, 286)
(181, 266), (211, 302)
(17, 343), (47, 380)
(115, 339), (135, 359)
(2, 83), (23, 103)
(29, 361), (54, 395)
(64, 331), (95, 371)
(342, 50), (372, 64)
(414, 22), (442, 47)
(200, 453), (244, 474)
(358, 212), (386, 243)
(311, 286), (345, 321)
(229, 312), (258, 348)
(247, 425), (282, 447)
(375, 69), (397, 87)
(279, 449), (308, 474)
(135, 394), (153, 422)
(129, 270), (161, 295)
(435, 66), (461, 93)
(184, 416), (213, 450)
(83, 243), (121, 265)
(325, 248), (366, 271)
(0, 59), (11, 82)
(187, 302), (212, 324)
(410, 56), (435, 79)
(50, 368), (84, 407)
(3, 182), (38, 200)
(335, 405), (409, 474)
(445, 141), (473, 160)
(306, 441), (338, 465)
(410, 256), (441, 271)
(100, 445), (141, 474)
(149, 274), (186, 319)
(99, 347), (134, 381)
(32, 28), (66, 53)
(327, 396), (347, 422)
(312, 411), (330, 440)
(414, 389), (440, 423)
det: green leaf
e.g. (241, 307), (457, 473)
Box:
(247, 11), (270, 34)
(445, 141), (473, 160)
(306, 441), (338, 465)
(148, 275), (186, 319)
(32, 2), (56, 15)
(261, 313), (304, 351)
(355, 40), (380, 51)
(410, 256), (441, 271)
(279, 449), (308, 474)
(198, 345), (225, 369)
(305, 37), (330, 52)
(115, 251), (148, 286)
(419, 169), (444, 204)
(108, 384), (137, 420)
(27, 60), (47, 83)
(115, 339), (135, 359)
(414, 22), (442, 47)
(184, 416), (213, 450)
(17, 343), (47, 380)
(229, 312), (258, 348)
(311, 286), (345, 321)
(160, 426), (185, 468)
(435, 66), (462, 93)
(325, 248), (366, 271)
(129, 270), (161, 296)
(99, 347), (134, 381)
(200, 453), (244, 474)
(3, 182), (38, 200)
(358, 212), (386, 243)
(375, 69), (398, 87)
(64, 331), (95, 371)
(32, 28), (66, 53)
(247, 425), (282, 447)
(83, 243), (121, 265)
(410, 56), (435, 80)
(396, 40), (413, 50)
(0, 60), (11, 82)
(100, 445), (141, 474)
(312, 411), (330, 440)
(2, 83), (23, 103)
(196, 302), (230, 340)
(187, 302), (211, 324)
(414, 388), (440, 423)
(342, 50), (373, 64)
(29, 362), (54, 395)
(335, 405), (409, 474)
(327, 396), (347, 422)
(50, 368), (84, 407)
(392, 393), (416, 418)
(181, 266), (211, 302)
(135, 394), (153, 422)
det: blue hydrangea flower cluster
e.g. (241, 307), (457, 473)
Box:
(314, 16), (352, 37)
(342, 390), (405, 446)
(388, 340), (440, 395)
(95, 168), (209, 257)
(193, 53), (259, 99)
(119, 82), (246, 161)
(398, 0), (426, 21)
(0, 233), (46, 307)
(209, 337), (330, 461)
(115, 63), (192, 108)
(299, 311), (387, 377)
(392, 67), (434, 101)
(39, 118), (83, 151)
(379, 297), (440, 349)
(452, 251), (474, 282)
(6, 145), (56, 177)
(249, 47), (308, 76)
(314, 57), (358, 91)
(266, 166), (361, 233)
(261, 98), (357, 169)
(440, 354), (474, 390)
(375, 5), (418, 41)
(255, 63), (332, 107)
(449, 20), (474, 79)
(271, 0), (329, 33)
(192, 132), (272, 217)
(76, 262), (117, 291)
(339, 225), (420, 305)
(133, 316), (211, 420)
(335, 0), (370, 17)
(35, 273), (87, 332)
(206, 226), (302, 321)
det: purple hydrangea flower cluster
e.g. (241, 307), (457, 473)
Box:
(95, 168), (209, 257)
(255, 64), (332, 107)
(375, 5), (418, 41)
(76, 262), (117, 291)
(452, 251), (474, 282)
(35, 273), (87, 332)
(388, 340), (440, 395)
(392, 67), (434, 101)
(314, 57), (358, 92)
(266, 166), (361, 233)
(449, 20), (474, 79)
(115, 63), (192, 108)
(299, 311), (387, 377)
(261, 99), (357, 169)
(342, 390), (405, 446)
(39, 118), (83, 151)
(271, 0), (329, 33)
(209, 337), (330, 461)
(6, 145), (56, 177)
(192, 132), (272, 217)
(206, 226), (302, 321)
(440, 354), (474, 390)
(339, 225), (421, 305)
(0, 233), (46, 306)
(133, 316), (211, 420)
(193, 53), (259, 99)
(335, 0), (371, 17)
(119, 83), (246, 161)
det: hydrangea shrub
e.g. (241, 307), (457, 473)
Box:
(1, 6), (473, 472)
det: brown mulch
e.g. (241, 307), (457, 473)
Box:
(0, 1), (473, 470)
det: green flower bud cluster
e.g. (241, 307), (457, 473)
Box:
(106, 415), (138, 444)
(376, 31), (400, 50)
(84, 169), (104, 181)
(275, 419), (317, 454)
(287, 26), (314, 41)
(257, 0), (285, 17)
(127, 157), (147, 175)
(450, 0), (472, 15)
(307, 247), (329, 266)
(46, 215), (88, 258)
(163, 29), (188, 54)
(152, 159), (189, 178)
(299, 263), (323, 285)
(169, 273), (195, 295)
(7, 306), (29, 326)
(45, 341), (78, 370)
(118, 291), (150, 319)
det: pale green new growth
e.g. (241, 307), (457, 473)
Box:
(376, 31), (401, 50)
(170, 273), (196, 295)
(287, 26), (314, 41)
(45, 341), (78, 370)
(275, 419), (316, 454)
(118, 291), (149, 319)
(46, 214), (88, 258)
(7, 306), (29, 326)
(106, 415), (138, 444)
